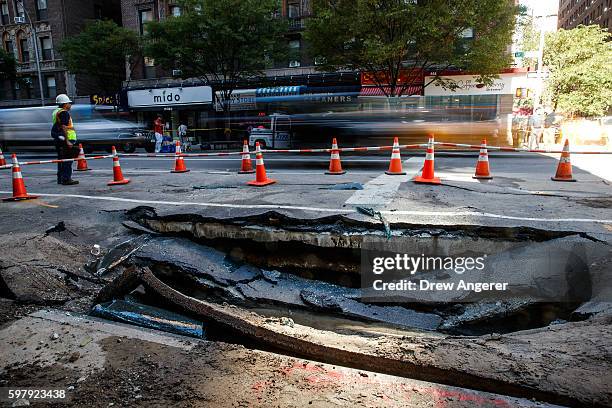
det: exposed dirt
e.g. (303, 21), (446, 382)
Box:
(1, 329), (549, 408)
(110, 266), (611, 407)
(1, 211), (611, 407)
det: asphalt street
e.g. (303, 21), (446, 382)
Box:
(1, 147), (612, 239)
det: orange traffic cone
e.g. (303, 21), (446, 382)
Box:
(325, 138), (346, 175)
(3, 154), (38, 201)
(247, 142), (276, 186)
(473, 139), (492, 180)
(413, 135), (441, 185)
(0, 147), (6, 167)
(108, 146), (130, 186)
(171, 141), (190, 173)
(238, 140), (255, 174)
(385, 137), (406, 175)
(551, 139), (576, 182)
(75, 144), (91, 171)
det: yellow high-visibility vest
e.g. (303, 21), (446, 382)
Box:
(52, 108), (77, 142)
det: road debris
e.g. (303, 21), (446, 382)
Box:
(91, 299), (205, 338)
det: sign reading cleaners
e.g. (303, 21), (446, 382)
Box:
(127, 86), (213, 108)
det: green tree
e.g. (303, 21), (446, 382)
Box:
(144, 0), (288, 114)
(305, 0), (518, 97)
(0, 48), (18, 82)
(58, 20), (141, 95)
(543, 25), (612, 117)
(516, 12), (539, 69)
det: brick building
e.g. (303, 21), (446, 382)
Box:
(0, 0), (121, 107)
(121, 0), (318, 82)
(558, 0), (612, 30)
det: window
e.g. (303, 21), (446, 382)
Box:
(1, 2), (9, 25)
(14, 0), (24, 18)
(143, 56), (156, 79)
(288, 39), (300, 67)
(4, 39), (13, 56)
(22, 76), (32, 98)
(287, 0), (300, 18)
(36, 0), (48, 20)
(460, 28), (474, 38)
(40, 36), (52, 60)
(45, 75), (56, 98)
(139, 9), (154, 34)
(169, 5), (181, 17)
(19, 36), (28, 62)
(94, 5), (103, 19)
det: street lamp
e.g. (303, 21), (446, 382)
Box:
(16, 0), (45, 106)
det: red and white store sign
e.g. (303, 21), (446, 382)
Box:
(424, 73), (539, 96)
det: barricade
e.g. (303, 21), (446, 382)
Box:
(1, 138), (611, 201)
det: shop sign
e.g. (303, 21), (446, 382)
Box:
(215, 89), (256, 111)
(423, 73), (538, 96)
(90, 94), (118, 106)
(127, 86), (213, 108)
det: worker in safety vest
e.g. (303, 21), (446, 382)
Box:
(51, 94), (79, 185)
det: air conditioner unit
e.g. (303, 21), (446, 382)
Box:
(172, 69), (182, 77)
(14, 16), (26, 24)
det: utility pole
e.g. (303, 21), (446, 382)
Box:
(17, 0), (45, 106)
(532, 13), (557, 112)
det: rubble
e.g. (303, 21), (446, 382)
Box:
(133, 236), (441, 331)
(91, 299), (205, 338)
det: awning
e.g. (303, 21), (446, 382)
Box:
(359, 86), (423, 97)
(256, 86), (303, 97)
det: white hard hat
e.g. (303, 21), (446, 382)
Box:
(56, 94), (72, 104)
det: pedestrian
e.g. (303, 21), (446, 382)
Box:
(51, 94), (79, 185)
(527, 109), (543, 150)
(154, 114), (164, 153)
(178, 122), (189, 151)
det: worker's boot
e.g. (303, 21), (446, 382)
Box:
(61, 180), (79, 185)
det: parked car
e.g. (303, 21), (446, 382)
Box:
(0, 105), (154, 153)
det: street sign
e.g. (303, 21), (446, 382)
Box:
(514, 51), (524, 58)
(527, 72), (550, 79)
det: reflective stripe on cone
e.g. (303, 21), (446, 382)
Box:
(413, 135), (441, 184)
(325, 138), (346, 175)
(171, 141), (190, 173)
(238, 140), (255, 174)
(473, 139), (493, 180)
(3, 154), (38, 201)
(551, 139), (576, 182)
(247, 142), (276, 186)
(385, 137), (406, 175)
(108, 146), (130, 186)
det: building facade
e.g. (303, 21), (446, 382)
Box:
(0, 0), (121, 107)
(558, 0), (612, 30)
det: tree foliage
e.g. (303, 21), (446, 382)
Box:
(144, 0), (288, 113)
(305, 0), (518, 97)
(543, 25), (612, 117)
(516, 11), (539, 69)
(58, 20), (141, 94)
(0, 48), (18, 82)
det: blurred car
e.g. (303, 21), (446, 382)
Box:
(0, 105), (154, 153)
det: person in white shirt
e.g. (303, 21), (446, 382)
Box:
(178, 122), (189, 151)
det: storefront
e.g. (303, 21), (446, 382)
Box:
(126, 85), (214, 143)
(423, 69), (539, 145)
